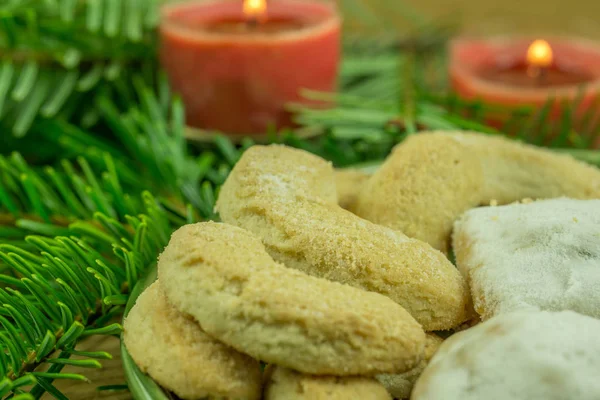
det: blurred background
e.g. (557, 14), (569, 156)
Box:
(334, 0), (600, 40)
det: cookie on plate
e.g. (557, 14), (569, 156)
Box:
(215, 144), (470, 331)
(355, 131), (600, 253)
(264, 366), (391, 400)
(453, 197), (600, 320)
(334, 168), (370, 212)
(158, 222), (426, 376)
(412, 310), (600, 400)
(376, 333), (444, 399)
(123, 281), (262, 400)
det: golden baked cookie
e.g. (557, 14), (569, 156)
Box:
(355, 131), (600, 253)
(453, 197), (600, 320)
(412, 310), (600, 400)
(376, 333), (444, 399)
(215, 145), (469, 331)
(334, 168), (370, 212)
(264, 366), (391, 400)
(158, 222), (426, 376)
(123, 281), (262, 400)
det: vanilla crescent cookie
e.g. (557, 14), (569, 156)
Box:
(412, 311), (600, 400)
(334, 168), (370, 212)
(376, 333), (444, 399)
(123, 281), (262, 400)
(158, 222), (426, 376)
(215, 145), (469, 331)
(453, 197), (600, 320)
(264, 366), (392, 400)
(355, 131), (600, 253)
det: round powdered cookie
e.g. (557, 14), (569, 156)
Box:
(158, 222), (426, 376)
(355, 131), (600, 253)
(264, 366), (391, 400)
(215, 145), (469, 331)
(412, 310), (600, 400)
(376, 333), (444, 399)
(123, 281), (262, 400)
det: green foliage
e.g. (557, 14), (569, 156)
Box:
(330, 37), (600, 148)
(0, 0), (159, 136)
(0, 150), (175, 398)
(0, 0), (598, 398)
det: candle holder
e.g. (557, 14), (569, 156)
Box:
(449, 35), (600, 147)
(159, 0), (341, 141)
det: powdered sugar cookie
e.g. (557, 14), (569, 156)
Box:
(158, 222), (426, 376)
(412, 310), (600, 400)
(453, 197), (600, 320)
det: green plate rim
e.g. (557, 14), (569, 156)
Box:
(121, 263), (174, 400)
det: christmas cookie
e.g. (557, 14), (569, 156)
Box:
(412, 311), (600, 400)
(123, 281), (262, 400)
(453, 197), (600, 320)
(355, 131), (600, 253)
(376, 333), (444, 399)
(264, 366), (391, 400)
(215, 145), (469, 331)
(158, 222), (426, 376)
(334, 168), (370, 212)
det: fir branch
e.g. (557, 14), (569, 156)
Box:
(0, 186), (174, 397)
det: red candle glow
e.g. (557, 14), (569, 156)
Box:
(450, 37), (600, 140)
(160, 0), (341, 136)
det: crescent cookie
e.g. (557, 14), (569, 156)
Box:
(264, 366), (391, 400)
(334, 168), (370, 212)
(158, 222), (426, 376)
(123, 281), (262, 400)
(215, 145), (469, 331)
(355, 131), (600, 253)
(453, 197), (600, 320)
(412, 311), (600, 400)
(376, 333), (444, 399)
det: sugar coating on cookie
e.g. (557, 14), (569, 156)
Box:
(264, 366), (391, 400)
(215, 145), (470, 331)
(123, 281), (262, 400)
(334, 168), (370, 212)
(355, 133), (483, 253)
(376, 333), (444, 399)
(412, 310), (600, 400)
(158, 222), (426, 376)
(453, 198), (600, 320)
(355, 131), (600, 253)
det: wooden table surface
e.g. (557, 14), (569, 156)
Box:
(48, 336), (131, 400)
(57, 0), (599, 398)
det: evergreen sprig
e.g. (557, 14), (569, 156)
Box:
(0, 190), (173, 398)
(0, 0), (159, 137)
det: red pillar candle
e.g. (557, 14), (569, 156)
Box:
(160, 0), (341, 136)
(450, 36), (600, 145)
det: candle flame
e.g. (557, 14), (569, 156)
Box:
(527, 40), (553, 68)
(244, 0), (267, 20)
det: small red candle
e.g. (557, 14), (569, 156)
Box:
(160, 0), (340, 136)
(450, 37), (600, 145)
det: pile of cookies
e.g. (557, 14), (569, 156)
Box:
(124, 131), (600, 399)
